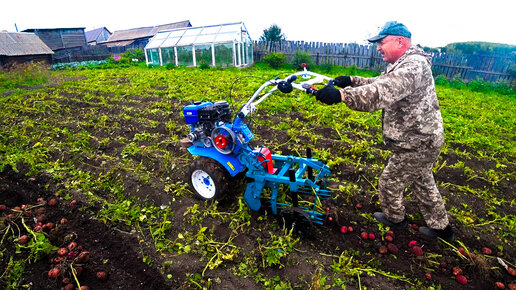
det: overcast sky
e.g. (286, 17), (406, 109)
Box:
(2, 0), (515, 47)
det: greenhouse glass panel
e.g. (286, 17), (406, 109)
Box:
(201, 26), (221, 35)
(246, 42), (253, 64)
(176, 35), (198, 46)
(183, 28), (201, 36)
(219, 24), (239, 33)
(146, 49), (160, 65)
(177, 46), (193, 66)
(214, 43), (233, 67)
(195, 34), (216, 44)
(168, 30), (186, 37)
(195, 45), (212, 66)
(242, 43), (248, 65)
(213, 32), (235, 43)
(147, 38), (164, 49)
(147, 31), (170, 49)
(161, 47), (174, 65)
(161, 37), (180, 47)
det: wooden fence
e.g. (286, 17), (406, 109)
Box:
(253, 41), (515, 84)
(254, 41), (386, 71)
(52, 44), (139, 63)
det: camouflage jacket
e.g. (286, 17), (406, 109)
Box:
(341, 45), (444, 151)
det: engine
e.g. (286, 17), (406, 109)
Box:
(183, 101), (232, 146)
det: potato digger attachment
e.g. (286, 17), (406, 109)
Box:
(183, 65), (334, 225)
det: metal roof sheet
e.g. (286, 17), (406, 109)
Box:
(0, 32), (54, 56)
(104, 20), (191, 43)
(86, 27), (111, 43)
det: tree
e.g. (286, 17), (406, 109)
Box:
(260, 24), (286, 42)
(443, 42), (516, 55)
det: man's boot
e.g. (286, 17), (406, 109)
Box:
(373, 212), (408, 229)
(419, 224), (455, 243)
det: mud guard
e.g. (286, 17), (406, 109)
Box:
(187, 146), (245, 177)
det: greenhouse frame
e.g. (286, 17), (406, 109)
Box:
(145, 22), (253, 68)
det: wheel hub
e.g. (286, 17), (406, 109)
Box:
(191, 169), (216, 199)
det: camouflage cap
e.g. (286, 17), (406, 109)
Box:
(368, 21), (412, 43)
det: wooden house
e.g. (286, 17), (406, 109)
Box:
(86, 27), (111, 45)
(0, 31), (54, 67)
(21, 28), (87, 51)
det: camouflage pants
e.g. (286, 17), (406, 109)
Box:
(378, 146), (449, 229)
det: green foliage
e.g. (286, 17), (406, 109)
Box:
(121, 48), (145, 62)
(291, 50), (313, 70)
(4, 257), (25, 289)
(51, 60), (109, 70)
(165, 62), (176, 70)
(198, 61), (211, 70)
(419, 44), (440, 53)
(437, 85), (516, 155)
(260, 227), (299, 268)
(264, 52), (286, 69)
(317, 63), (334, 73)
(259, 24), (286, 42)
(435, 74), (514, 96)
(0, 62), (50, 90)
(442, 41), (516, 54)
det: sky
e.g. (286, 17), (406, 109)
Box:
(2, 0), (515, 48)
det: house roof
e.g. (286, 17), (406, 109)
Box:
(0, 32), (54, 56)
(103, 20), (191, 43)
(22, 27), (86, 32)
(86, 27), (111, 43)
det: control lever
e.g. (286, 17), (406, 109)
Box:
(302, 83), (318, 95)
(277, 75), (297, 93)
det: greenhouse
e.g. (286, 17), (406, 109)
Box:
(145, 22), (253, 68)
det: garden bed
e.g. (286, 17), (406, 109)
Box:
(1, 65), (515, 289)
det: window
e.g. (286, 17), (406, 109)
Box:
(214, 43), (233, 67)
(146, 48), (160, 65)
(161, 47), (174, 65)
(177, 46), (193, 66)
(195, 45), (212, 66)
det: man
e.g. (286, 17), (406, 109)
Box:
(315, 21), (454, 242)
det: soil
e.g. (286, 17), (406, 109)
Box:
(1, 77), (515, 289)
(2, 147), (514, 289)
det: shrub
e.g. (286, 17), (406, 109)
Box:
(434, 74), (449, 86)
(318, 63), (334, 73)
(121, 49), (145, 62)
(291, 50), (313, 70)
(198, 61), (211, 70)
(264, 52), (286, 69)
(468, 79), (490, 92)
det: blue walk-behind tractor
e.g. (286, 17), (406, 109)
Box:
(182, 65), (335, 224)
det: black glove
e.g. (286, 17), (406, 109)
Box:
(333, 76), (352, 88)
(315, 82), (341, 105)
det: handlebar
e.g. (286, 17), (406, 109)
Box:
(277, 75), (297, 93)
(235, 67), (333, 120)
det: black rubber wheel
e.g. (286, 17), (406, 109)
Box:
(187, 157), (230, 200)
